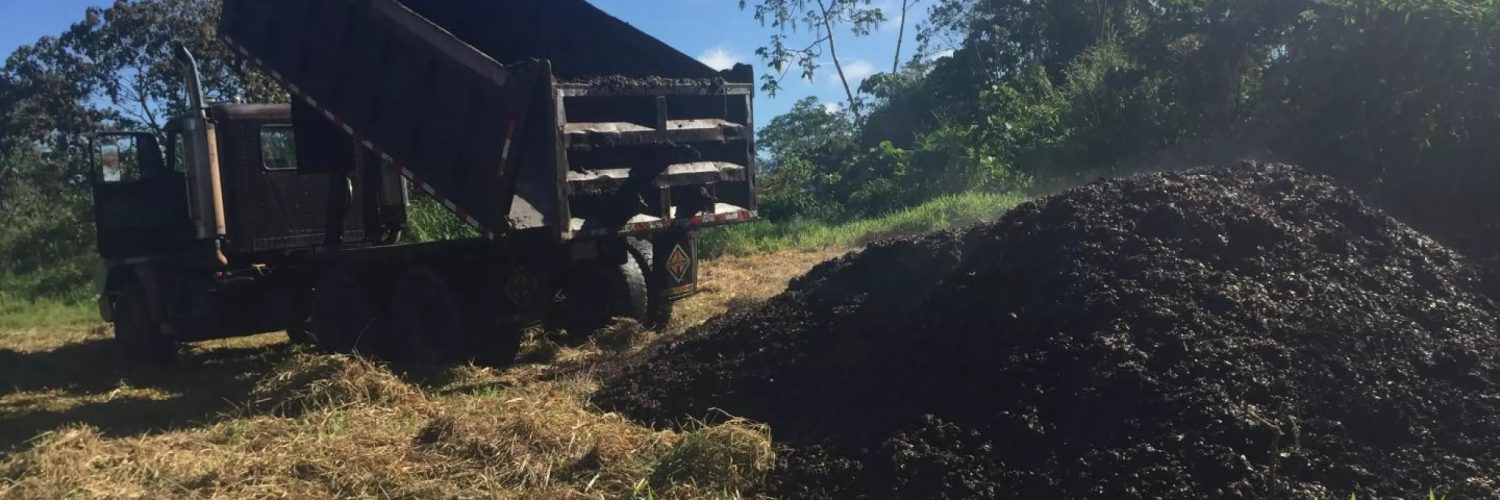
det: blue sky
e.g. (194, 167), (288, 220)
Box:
(0, 0), (929, 121)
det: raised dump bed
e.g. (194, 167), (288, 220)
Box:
(219, 0), (756, 241)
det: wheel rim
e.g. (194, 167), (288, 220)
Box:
(412, 288), (462, 353)
(394, 269), (466, 363)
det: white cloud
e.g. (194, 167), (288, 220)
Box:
(926, 48), (956, 61)
(826, 59), (878, 87)
(876, 0), (904, 33)
(822, 102), (843, 114)
(844, 59), (877, 80)
(696, 46), (742, 71)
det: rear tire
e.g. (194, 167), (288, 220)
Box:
(286, 289), (315, 346)
(114, 280), (175, 364)
(565, 254), (648, 335)
(470, 308), (525, 368)
(628, 238), (674, 329)
(390, 267), (468, 365)
(311, 269), (383, 354)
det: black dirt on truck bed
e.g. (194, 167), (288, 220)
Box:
(593, 163), (1500, 499)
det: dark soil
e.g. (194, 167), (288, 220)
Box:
(593, 163), (1500, 499)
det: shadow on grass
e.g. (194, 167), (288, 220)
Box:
(0, 337), (295, 453)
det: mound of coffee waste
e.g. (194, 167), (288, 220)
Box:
(595, 163), (1500, 498)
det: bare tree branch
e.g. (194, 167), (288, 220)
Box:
(893, 0), (911, 73)
(817, 0), (860, 117)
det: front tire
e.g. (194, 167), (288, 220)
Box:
(114, 280), (175, 364)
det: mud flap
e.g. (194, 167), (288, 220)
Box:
(653, 231), (698, 300)
(492, 237), (555, 329)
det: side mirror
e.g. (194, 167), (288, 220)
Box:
(93, 132), (166, 183)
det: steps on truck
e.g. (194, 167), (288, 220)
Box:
(570, 203), (755, 238)
(567, 162), (750, 195)
(564, 120), (750, 149)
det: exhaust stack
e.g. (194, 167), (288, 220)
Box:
(176, 45), (209, 113)
(176, 45), (228, 266)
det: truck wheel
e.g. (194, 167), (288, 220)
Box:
(566, 254), (648, 335)
(390, 267), (466, 364)
(311, 269), (382, 354)
(285, 289), (315, 346)
(628, 238), (674, 329)
(469, 312), (524, 368)
(114, 280), (176, 364)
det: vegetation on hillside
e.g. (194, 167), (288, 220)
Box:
(753, 0), (1499, 238)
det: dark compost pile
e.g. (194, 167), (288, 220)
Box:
(594, 163), (1500, 498)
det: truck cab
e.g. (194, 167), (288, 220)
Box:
(92, 100), (404, 360)
(95, 104), (391, 261)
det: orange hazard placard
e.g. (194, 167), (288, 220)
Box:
(667, 245), (691, 282)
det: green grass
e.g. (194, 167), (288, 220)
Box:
(699, 191), (1029, 257)
(0, 291), (97, 331)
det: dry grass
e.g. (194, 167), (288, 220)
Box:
(0, 250), (838, 499)
(672, 248), (847, 334)
(250, 354), (426, 416)
(0, 360), (773, 499)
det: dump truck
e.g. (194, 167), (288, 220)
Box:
(89, 0), (757, 363)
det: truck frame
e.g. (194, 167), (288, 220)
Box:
(89, 0), (757, 364)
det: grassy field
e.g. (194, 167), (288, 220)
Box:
(700, 191), (1027, 257)
(0, 292), (95, 331)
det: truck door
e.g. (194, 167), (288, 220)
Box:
(91, 133), (192, 260)
(214, 106), (366, 253)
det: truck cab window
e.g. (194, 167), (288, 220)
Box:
(169, 132), (188, 173)
(260, 126), (297, 171)
(97, 136), (143, 183)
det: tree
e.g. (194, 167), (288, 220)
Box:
(739, 0), (886, 117)
(58, 0), (284, 134)
(755, 97), (860, 219)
